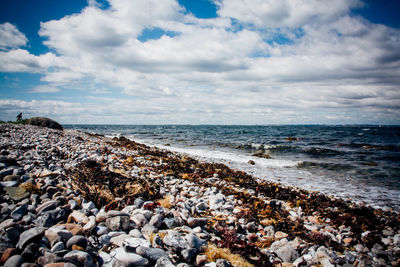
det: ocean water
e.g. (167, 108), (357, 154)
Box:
(64, 125), (400, 211)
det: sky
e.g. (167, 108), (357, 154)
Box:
(0, 0), (399, 125)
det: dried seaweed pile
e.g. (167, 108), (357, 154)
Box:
(68, 160), (161, 210)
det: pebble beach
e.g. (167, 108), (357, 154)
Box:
(0, 123), (399, 267)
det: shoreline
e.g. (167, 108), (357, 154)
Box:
(0, 123), (399, 266)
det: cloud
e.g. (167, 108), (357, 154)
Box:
(0, 0), (399, 124)
(0, 49), (58, 73)
(0, 23), (27, 50)
(30, 85), (60, 93)
(214, 0), (363, 28)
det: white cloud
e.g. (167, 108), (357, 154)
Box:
(0, 49), (58, 73)
(0, 0), (399, 124)
(214, 0), (363, 28)
(30, 85), (60, 93)
(0, 23), (27, 50)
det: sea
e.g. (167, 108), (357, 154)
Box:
(64, 125), (400, 212)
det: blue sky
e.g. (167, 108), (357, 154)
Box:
(0, 0), (399, 124)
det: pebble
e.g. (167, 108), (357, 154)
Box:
(113, 247), (149, 266)
(17, 227), (45, 250)
(63, 251), (95, 267)
(4, 255), (24, 267)
(66, 235), (88, 250)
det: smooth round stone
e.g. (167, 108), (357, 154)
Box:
(128, 229), (144, 238)
(163, 231), (188, 250)
(11, 204), (28, 221)
(106, 216), (130, 232)
(4, 186), (29, 201)
(185, 233), (206, 250)
(4, 254), (24, 267)
(181, 248), (196, 262)
(0, 181), (19, 187)
(63, 251), (95, 267)
(0, 247), (17, 265)
(149, 214), (163, 228)
(51, 241), (65, 252)
(95, 226), (109, 236)
(123, 237), (151, 252)
(83, 216), (96, 234)
(36, 200), (57, 213)
(136, 246), (168, 263)
(17, 227), (45, 250)
(187, 217), (208, 228)
(114, 247), (148, 266)
(4, 175), (20, 182)
(99, 234), (111, 246)
(66, 235), (87, 250)
(155, 256), (175, 267)
(131, 213), (147, 227)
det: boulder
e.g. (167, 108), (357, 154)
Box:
(26, 117), (63, 130)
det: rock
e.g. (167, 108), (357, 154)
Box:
(36, 200), (57, 213)
(216, 259), (232, 267)
(163, 231), (188, 250)
(66, 235), (88, 250)
(0, 248), (17, 265)
(17, 227), (45, 250)
(0, 168), (14, 179)
(110, 234), (130, 247)
(3, 175), (20, 182)
(187, 217), (208, 228)
(136, 246), (168, 263)
(11, 204), (28, 221)
(106, 215), (130, 232)
(313, 246), (334, 267)
(131, 213), (148, 228)
(83, 216), (96, 234)
(81, 201), (96, 211)
(123, 237), (151, 252)
(155, 256), (175, 267)
(164, 217), (179, 228)
(26, 117), (63, 130)
(141, 223), (158, 238)
(67, 210), (89, 224)
(196, 254), (208, 265)
(393, 234), (400, 246)
(63, 251), (95, 267)
(114, 247), (149, 266)
(4, 255), (24, 267)
(209, 193), (225, 210)
(185, 233), (206, 251)
(134, 198), (145, 209)
(181, 248), (196, 262)
(275, 231), (288, 240)
(149, 214), (163, 228)
(4, 186), (29, 201)
(37, 252), (60, 266)
(21, 243), (40, 263)
(62, 224), (84, 236)
(51, 241), (65, 252)
(99, 234), (111, 246)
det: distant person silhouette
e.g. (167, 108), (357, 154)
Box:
(16, 112), (23, 121)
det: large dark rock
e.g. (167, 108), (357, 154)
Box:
(26, 117), (63, 130)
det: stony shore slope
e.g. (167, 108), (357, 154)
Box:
(0, 123), (399, 267)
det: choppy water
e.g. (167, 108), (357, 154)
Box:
(64, 124), (400, 211)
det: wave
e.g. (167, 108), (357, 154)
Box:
(297, 161), (355, 171)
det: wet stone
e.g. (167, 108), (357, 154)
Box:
(5, 186), (30, 201)
(36, 200), (57, 213)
